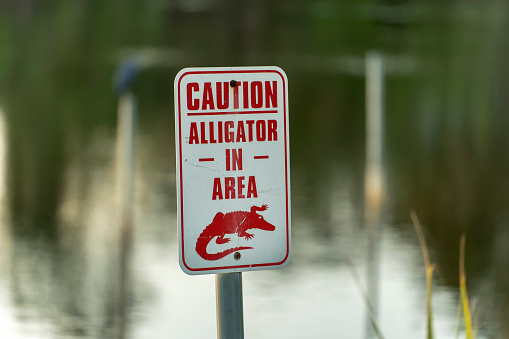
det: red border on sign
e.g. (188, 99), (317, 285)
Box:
(176, 68), (290, 273)
(188, 110), (277, 116)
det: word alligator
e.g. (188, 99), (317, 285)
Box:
(196, 204), (275, 261)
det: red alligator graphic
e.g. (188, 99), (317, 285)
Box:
(196, 204), (275, 261)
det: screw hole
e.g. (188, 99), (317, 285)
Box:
(230, 80), (238, 87)
(234, 252), (241, 260)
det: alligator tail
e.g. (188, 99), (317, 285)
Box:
(195, 235), (252, 261)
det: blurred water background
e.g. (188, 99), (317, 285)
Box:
(0, 0), (509, 338)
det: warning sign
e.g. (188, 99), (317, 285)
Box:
(174, 66), (291, 275)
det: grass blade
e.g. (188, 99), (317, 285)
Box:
(410, 211), (435, 339)
(459, 235), (473, 339)
(455, 298), (462, 339)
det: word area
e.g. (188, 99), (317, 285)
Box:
(212, 176), (258, 200)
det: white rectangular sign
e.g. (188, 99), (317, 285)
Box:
(174, 66), (291, 275)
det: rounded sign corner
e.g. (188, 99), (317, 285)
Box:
(179, 261), (196, 276)
(174, 67), (192, 83)
(278, 253), (291, 269)
(270, 65), (288, 77)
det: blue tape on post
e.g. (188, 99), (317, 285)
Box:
(114, 60), (140, 95)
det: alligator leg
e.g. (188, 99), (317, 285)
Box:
(239, 231), (254, 240)
(215, 235), (231, 244)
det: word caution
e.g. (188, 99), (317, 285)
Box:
(187, 81), (278, 111)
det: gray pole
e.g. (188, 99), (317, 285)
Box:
(364, 51), (384, 339)
(115, 92), (136, 339)
(216, 273), (244, 339)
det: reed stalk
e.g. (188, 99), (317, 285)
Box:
(410, 211), (435, 339)
(460, 235), (473, 339)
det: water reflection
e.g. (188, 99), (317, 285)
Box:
(0, 109), (504, 338)
(127, 126), (476, 338)
(1, 129), (119, 338)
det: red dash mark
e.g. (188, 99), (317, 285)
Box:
(254, 155), (269, 160)
(199, 158), (214, 162)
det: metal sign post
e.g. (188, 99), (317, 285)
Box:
(216, 273), (244, 339)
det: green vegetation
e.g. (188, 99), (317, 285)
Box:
(459, 235), (474, 339)
(412, 212), (478, 339)
(344, 212), (480, 338)
(411, 211), (435, 339)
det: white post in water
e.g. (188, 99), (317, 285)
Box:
(364, 51), (385, 339)
(115, 92), (136, 339)
(216, 272), (244, 339)
(365, 51), (384, 215)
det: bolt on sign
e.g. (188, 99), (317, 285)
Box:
(174, 66), (291, 275)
